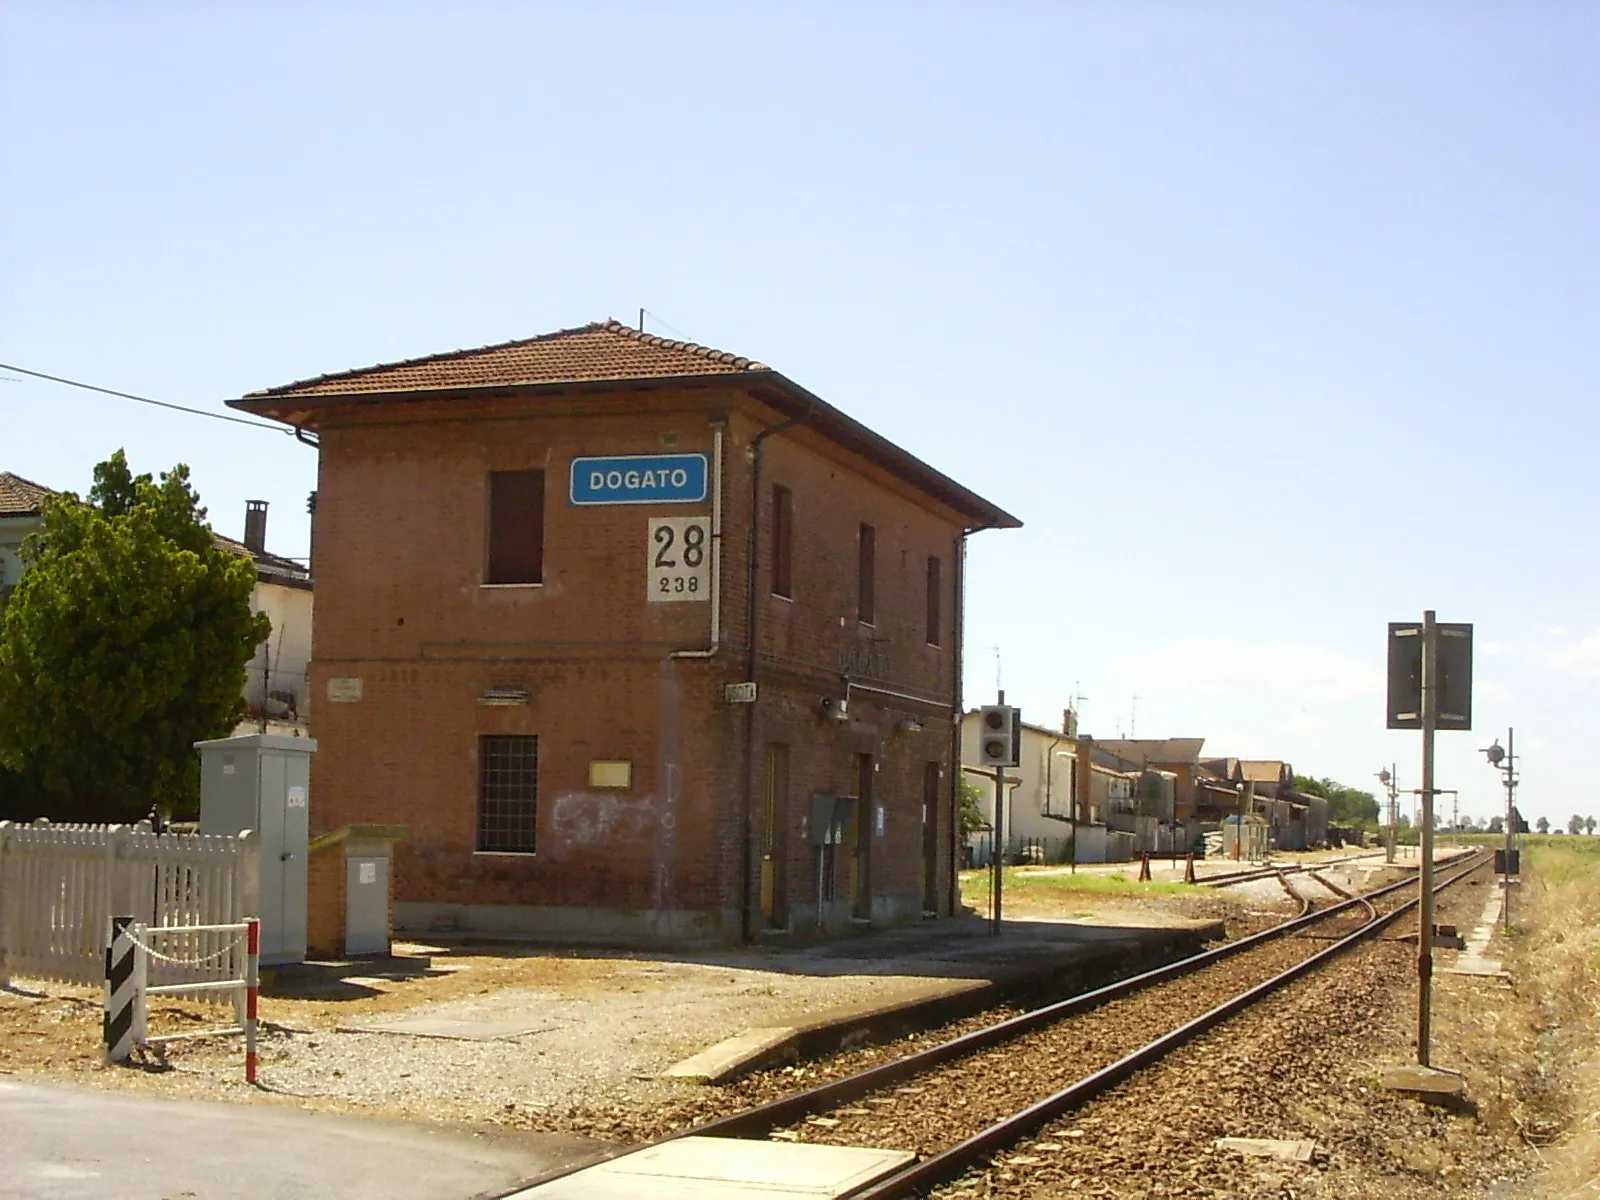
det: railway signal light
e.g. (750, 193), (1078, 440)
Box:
(977, 705), (1020, 769)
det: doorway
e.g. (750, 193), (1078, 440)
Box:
(760, 743), (790, 930)
(922, 761), (941, 915)
(851, 753), (874, 921)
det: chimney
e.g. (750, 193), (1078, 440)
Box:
(1075, 736), (1094, 824)
(243, 501), (268, 554)
(1063, 707), (1078, 738)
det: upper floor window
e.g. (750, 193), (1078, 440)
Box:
(486, 470), (544, 585)
(772, 484), (793, 599)
(926, 555), (941, 646)
(857, 523), (875, 625)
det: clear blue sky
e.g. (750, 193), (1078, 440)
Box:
(3, 3), (1595, 827)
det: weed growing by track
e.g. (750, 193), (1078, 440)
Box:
(960, 868), (1209, 909)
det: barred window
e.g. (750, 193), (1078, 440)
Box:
(478, 735), (538, 853)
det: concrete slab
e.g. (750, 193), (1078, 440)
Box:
(342, 1016), (557, 1040)
(1382, 1065), (1467, 1097)
(1215, 1137), (1317, 1163)
(1443, 889), (1512, 981)
(508, 1135), (915, 1198)
(663, 1026), (798, 1083)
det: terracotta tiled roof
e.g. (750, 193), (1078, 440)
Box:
(1093, 738), (1206, 765)
(233, 320), (1024, 530)
(245, 320), (769, 399)
(1240, 760), (1290, 783)
(0, 472), (53, 517)
(212, 532), (309, 582)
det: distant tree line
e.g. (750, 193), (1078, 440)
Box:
(1293, 776), (1380, 829)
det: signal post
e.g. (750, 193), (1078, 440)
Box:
(977, 698), (1021, 936)
(1386, 611), (1473, 1077)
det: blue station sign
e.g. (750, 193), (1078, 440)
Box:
(569, 453), (708, 506)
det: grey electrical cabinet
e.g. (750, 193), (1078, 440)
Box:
(196, 733), (318, 966)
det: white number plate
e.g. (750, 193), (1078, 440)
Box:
(648, 517), (711, 603)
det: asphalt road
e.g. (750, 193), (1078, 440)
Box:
(0, 1079), (608, 1200)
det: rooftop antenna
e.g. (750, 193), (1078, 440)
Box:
(984, 645), (1002, 696)
(1130, 694), (1140, 738)
(639, 307), (646, 332)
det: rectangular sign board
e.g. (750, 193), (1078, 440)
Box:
(1386, 621), (1473, 730)
(648, 516), (711, 602)
(571, 453), (707, 506)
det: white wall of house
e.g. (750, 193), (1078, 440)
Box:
(242, 580), (313, 723)
(959, 715), (1080, 845)
(0, 514), (41, 594)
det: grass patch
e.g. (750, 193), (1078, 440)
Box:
(959, 867), (1208, 907)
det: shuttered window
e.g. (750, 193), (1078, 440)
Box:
(857, 523), (875, 625)
(772, 485), (793, 599)
(486, 470), (545, 585)
(926, 555), (941, 647)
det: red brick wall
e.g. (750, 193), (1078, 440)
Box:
(307, 843), (345, 958)
(307, 384), (970, 941)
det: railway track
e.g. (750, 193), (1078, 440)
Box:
(1195, 847), (1389, 889)
(511, 849), (1487, 1198)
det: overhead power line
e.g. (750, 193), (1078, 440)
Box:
(0, 362), (292, 435)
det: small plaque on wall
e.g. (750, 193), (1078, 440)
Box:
(327, 678), (364, 703)
(589, 760), (633, 789)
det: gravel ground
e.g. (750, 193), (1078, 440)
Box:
(0, 952), (979, 1121)
(923, 856), (1537, 1199)
(512, 880), (1403, 1147)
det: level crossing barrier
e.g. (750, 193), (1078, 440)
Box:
(101, 915), (261, 1082)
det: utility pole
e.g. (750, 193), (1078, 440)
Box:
(1417, 610), (1438, 1068)
(1504, 727), (1516, 931)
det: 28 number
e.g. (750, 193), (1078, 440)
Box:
(653, 522), (706, 569)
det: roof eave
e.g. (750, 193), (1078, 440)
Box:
(228, 372), (1022, 533)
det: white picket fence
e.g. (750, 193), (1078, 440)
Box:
(0, 820), (260, 991)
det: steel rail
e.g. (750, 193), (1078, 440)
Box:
(1197, 849), (1389, 889)
(1309, 869), (1356, 901)
(678, 850), (1472, 1141)
(844, 850), (1490, 1200)
(493, 849), (1479, 1199)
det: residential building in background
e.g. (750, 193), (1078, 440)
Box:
(0, 471), (311, 730)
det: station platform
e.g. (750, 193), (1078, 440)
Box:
(662, 909), (1224, 1082)
(505, 1136), (912, 1199)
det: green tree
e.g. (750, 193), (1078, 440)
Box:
(0, 452), (270, 823)
(1569, 814), (1585, 836)
(1536, 816), (1550, 834)
(1293, 774), (1380, 829)
(1587, 816), (1596, 836)
(959, 777), (987, 838)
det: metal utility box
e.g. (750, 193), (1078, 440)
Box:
(346, 855), (390, 955)
(306, 825), (408, 959)
(196, 733), (318, 966)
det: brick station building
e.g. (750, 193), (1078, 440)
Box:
(232, 321), (1018, 944)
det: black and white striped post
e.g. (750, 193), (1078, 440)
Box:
(102, 915), (141, 1064)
